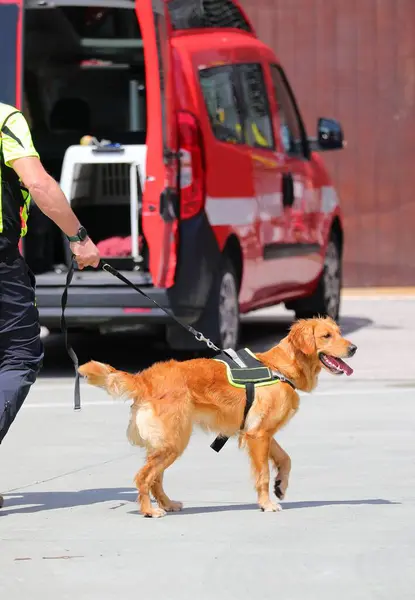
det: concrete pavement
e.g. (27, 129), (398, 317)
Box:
(1, 297), (414, 599)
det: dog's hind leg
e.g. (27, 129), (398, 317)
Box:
(246, 434), (281, 512)
(269, 438), (291, 501)
(134, 448), (180, 518)
(151, 472), (183, 513)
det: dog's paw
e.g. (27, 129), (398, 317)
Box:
(163, 500), (183, 513)
(143, 507), (166, 518)
(274, 479), (284, 500)
(260, 501), (282, 512)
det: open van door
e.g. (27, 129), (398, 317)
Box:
(0, 0), (23, 107)
(136, 0), (179, 288)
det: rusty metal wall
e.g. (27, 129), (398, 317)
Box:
(241, 0), (415, 286)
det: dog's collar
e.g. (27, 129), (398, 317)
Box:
(271, 370), (296, 390)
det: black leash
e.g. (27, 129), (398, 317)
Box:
(101, 262), (221, 352)
(61, 260), (220, 410)
(61, 259), (81, 410)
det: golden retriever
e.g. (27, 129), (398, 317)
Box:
(78, 316), (356, 517)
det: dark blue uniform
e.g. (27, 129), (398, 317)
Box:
(0, 104), (44, 444)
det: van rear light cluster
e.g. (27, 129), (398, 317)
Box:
(178, 111), (205, 220)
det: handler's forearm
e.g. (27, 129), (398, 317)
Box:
(29, 176), (81, 237)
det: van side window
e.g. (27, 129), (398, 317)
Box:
(270, 64), (307, 158)
(199, 66), (244, 145)
(237, 64), (274, 150)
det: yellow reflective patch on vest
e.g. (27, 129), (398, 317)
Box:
(0, 104), (36, 237)
(0, 184), (3, 233)
(20, 189), (31, 237)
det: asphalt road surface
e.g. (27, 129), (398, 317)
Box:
(1, 296), (414, 599)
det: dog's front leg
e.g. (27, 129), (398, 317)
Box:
(246, 434), (282, 512)
(269, 438), (291, 501)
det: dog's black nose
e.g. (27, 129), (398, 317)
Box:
(348, 344), (357, 357)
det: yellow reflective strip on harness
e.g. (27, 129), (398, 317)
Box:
(214, 359), (282, 389)
(244, 348), (261, 360)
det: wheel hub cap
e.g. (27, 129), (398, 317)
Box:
(324, 241), (340, 319)
(219, 272), (238, 348)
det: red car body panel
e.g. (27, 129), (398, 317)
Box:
(169, 26), (343, 313)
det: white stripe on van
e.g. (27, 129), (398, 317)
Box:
(205, 196), (257, 226)
(321, 186), (340, 213)
(204, 186), (338, 226)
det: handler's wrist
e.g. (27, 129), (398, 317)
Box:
(67, 226), (88, 243)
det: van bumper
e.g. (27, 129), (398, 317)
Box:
(36, 285), (201, 330)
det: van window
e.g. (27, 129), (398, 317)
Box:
(236, 63), (274, 150)
(168, 0), (252, 33)
(270, 64), (307, 158)
(199, 66), (244, 145)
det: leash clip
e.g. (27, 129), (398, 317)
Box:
(194, 331), (219, 351)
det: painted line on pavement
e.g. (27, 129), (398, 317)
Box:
(24, 386), (414, 408)
(342, 287), (415, 296)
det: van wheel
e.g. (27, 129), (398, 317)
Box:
(217, 260), (240, 349)
(291, 232), (342, 321)
(166, 255), (240, 352)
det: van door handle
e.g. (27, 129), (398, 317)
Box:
(282, 173), (295, 208)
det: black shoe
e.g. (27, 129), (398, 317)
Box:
(0, 494), (3, 509)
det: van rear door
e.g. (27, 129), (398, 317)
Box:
(136, 0), (179, 288)
(0, 0), (23, 107)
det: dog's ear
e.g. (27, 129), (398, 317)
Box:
(288, 320), (316, 356)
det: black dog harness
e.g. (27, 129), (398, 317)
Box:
(210, 348), (295, 452)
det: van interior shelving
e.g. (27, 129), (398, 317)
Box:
(22, 0), (149, 277)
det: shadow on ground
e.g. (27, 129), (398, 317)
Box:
(1, 488), (397, 516)
(38, 313), (373, 378)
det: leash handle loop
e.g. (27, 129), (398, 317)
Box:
(61, 259), (81, 410)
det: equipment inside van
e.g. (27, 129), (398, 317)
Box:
(23, 1), (148, 276)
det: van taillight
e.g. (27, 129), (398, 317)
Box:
(178, 111), (205, 220)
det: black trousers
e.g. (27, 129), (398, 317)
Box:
(0, 249), (44, 444)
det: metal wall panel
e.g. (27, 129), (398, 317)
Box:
(242, 0), (415, 286)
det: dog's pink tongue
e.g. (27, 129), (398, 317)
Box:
(335, 357), (353, 376)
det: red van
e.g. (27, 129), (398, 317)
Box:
(0, 0), (345, 350)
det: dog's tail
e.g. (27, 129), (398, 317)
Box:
(78, 360), (138, 400)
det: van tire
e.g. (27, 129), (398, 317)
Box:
(289, 232), (342, 321)
(166, 254), (240, 352)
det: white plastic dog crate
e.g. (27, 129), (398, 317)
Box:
(59, 144), (147, 263)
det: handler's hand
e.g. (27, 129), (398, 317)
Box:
(70, 238), (101, 269)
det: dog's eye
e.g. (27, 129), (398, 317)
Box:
(322, 333), (332, 339)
